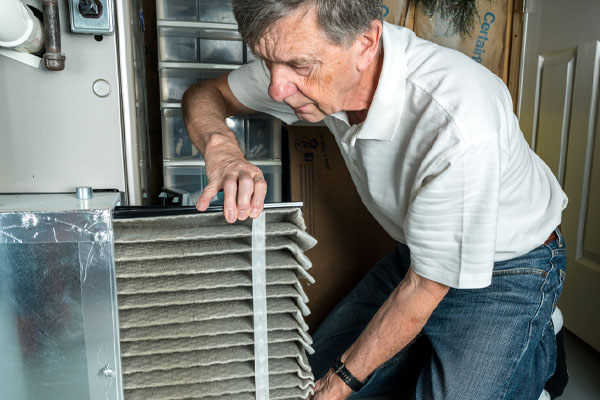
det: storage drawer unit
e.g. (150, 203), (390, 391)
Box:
(157, 0), (236, 24)
(162, 109), (245, 160)
(158, 27), (246, 64)
(159, 68), (229, 103)
(157, 0), (283, 205)
(247, 116), (282, 160)
(162, 109), (281, 162)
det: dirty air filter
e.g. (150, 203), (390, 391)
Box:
(113, 207), (317, 400)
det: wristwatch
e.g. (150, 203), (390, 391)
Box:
(331, 356), (364, 392)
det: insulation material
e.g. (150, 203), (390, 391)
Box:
(113, 208), (316, 399)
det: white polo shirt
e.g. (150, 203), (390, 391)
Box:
(228, 22), (567, 289)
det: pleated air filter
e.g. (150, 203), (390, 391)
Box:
(113, 208), (317, 400)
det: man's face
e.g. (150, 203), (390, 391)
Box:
(253, 6), (363, 122)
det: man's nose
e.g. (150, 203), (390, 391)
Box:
(268, 64), (297, 102)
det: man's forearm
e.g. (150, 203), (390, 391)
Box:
(180, 75), (265, 220)
(343, 268), (448, 380)
(181, 80), (240, 156)
(314, 267), (449, 398)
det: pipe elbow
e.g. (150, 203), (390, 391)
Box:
(0, 0), (44, 54)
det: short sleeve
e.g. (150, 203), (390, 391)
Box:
(404, 139), (501, 289)
(228, 60), (299, 125)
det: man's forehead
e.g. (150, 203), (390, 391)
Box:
(263, 53), (318, 64)
(252, 5), (327, 62)
(253, 32), (322, 64)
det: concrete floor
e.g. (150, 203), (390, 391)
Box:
(559, 329), (600, 399)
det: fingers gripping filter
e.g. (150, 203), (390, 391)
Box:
(113, 208), (317, 399)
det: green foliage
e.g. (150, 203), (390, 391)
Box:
(416, 0), (479, 36)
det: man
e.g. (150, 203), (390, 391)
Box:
(182, 1), (568, 398)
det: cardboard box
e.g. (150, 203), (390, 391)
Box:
(383, 0), (410, 26)
(413, 0), (509, 77)
(288, 126), (397, 332)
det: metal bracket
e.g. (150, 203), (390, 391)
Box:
(68, 0), (114, 34)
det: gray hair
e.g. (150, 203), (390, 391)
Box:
(232, 0), (383, 49)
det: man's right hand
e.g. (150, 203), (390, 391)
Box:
(182, 73), (264, 223)
(198, 133), (267, 223)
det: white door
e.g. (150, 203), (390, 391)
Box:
(518, 0), (600, 350)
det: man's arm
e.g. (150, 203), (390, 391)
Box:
(312, 267), (449, 399)
(182, 73), (265, 223)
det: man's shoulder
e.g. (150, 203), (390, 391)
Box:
(399, 32), (511, 140)
(403, 32), (502, 101)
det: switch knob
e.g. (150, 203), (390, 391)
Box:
(79, 0), (103, 19)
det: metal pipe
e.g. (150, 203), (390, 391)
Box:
(0, 0), (44, 53)
(42, 0), (65, 71)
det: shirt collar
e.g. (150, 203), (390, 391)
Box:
(332, 22), (408, 145)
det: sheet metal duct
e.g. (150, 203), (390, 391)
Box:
(0, 193), (123, 400)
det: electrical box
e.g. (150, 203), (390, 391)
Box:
(69, 0), (114, 34)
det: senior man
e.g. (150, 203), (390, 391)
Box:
(182, 1), (568, 399)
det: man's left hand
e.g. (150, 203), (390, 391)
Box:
(311, 369), (353, 400)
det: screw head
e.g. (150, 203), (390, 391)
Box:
(100, 365), (115, 379)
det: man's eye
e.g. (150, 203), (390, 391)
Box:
(293, 65), (311, 74)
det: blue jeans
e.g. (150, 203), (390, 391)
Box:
(308, 229), (566, 399)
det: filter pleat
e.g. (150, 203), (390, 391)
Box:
(115, 221), (312, 244)
(118, 283), (308, 309)
(123, 373), (313, 400)
(115, 250), (315, 283)
(119, 314), (313, 345)
(120, 329), (313, 357)
(115, 235), (315, 265)
(117, 269), (300, 294)
(121, 338), (311, 375)
(122, 357), (313, 390)
(114, 208), (306, 233)
(118, 297), (303, 329)
(189, 385), (313, 400)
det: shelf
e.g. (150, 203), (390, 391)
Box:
(158, 62), (240, 71)
(161, 102), (181, 109)
(163, 159), (283, 168)
(157, 20), (238, 31)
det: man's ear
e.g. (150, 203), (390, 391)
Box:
(355, 20), (383, 71)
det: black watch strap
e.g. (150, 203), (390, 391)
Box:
(332, 356), (364, 392)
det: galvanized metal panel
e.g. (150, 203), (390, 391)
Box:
(0, 1), (126, 194)
(0, 193), (123, 400)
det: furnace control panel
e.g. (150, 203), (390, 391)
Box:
(69, 0), (114, 34)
